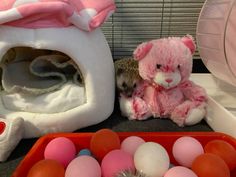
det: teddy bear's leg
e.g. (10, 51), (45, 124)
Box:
(184, 102), (207, 126)
(119, 96), (151, 120)
(171, 101), (206, 127)
(0, 117), (24, 161)
(133, 97), (152, 120)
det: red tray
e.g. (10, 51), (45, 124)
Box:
(12, 131), (236, 177)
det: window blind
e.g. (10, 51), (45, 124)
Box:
(101, 0), (205, 60)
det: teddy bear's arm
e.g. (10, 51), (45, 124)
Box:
(142, 85), (161, 117)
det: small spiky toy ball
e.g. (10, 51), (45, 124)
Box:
(116, 170), (149, 177)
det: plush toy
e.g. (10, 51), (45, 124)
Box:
(119, 35), (208, 127)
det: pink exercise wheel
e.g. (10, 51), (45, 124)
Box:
(197, 0), (236, 86)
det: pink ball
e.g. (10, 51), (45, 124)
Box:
(44, 137), (76, 167)
(121, 136), (145, 156)
(164, 166), (198, 177)
(172, 136), (204, 167)
(65, 156), (101, 177)
(101, 149), (135, 177)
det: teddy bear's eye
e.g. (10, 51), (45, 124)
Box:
(156, 64), (162, 69)
(177, 65), (181, 69)
(133, 83), (137, 88)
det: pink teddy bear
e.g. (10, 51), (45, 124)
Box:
(119, 35), (208, 127)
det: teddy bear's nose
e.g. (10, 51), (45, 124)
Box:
(0, 121), (6, 135)
(165, 78), (173, 83)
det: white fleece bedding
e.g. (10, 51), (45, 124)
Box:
(1, 49), (85, 113)
(1, 81), (85, 113)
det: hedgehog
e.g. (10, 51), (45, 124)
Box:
(114, 57), (142, 97)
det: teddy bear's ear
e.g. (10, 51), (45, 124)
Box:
(181, 35), (196, 54)
(133, 42), (153, 60)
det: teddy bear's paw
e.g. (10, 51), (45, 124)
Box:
(185, 107), (206, 126)
(171, 116), (185, 127)
(0, 117), (24, 162)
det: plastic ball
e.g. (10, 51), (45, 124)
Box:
(78, 149), (92, 156)
(65, 156), (101, 177)
(204, 139), (236, 170)
(44, 137), (76, 167)
(164, 166), (198, 177)
(172, 136), (204, 167)
(121, 136), (145, 156)
(90, 129), (120, 161)
(27, 159), (65, 177)
(231, 168), (236, 177)
(192, 153), (230, 177)
(134, 142), (170, 177)
(101, 149), (135, 177)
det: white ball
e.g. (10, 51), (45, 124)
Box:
(134, 142), (170, 177)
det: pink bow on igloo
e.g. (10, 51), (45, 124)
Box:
(0, 0), (116, 31)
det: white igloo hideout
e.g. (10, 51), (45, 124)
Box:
(0, 1), (116, 138)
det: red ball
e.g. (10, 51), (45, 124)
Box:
(231, 168), (236, 177)
(90, 129), (120, 161)
(27, 159), (65, 177)
(204, 139), (236, 170)
(192, 153), (230, 177)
